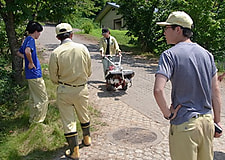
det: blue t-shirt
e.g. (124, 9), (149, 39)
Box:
(19, 36), (42, 79)
(156, 42), (217, 125)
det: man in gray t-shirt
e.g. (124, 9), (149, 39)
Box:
(153, 11), (222, 160)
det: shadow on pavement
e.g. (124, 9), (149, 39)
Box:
(45, 44), (59, 51)
(85, 44), (99, 53)
(121, 54), (158, 74)
(214, 151), (225, 160)
(91, 53), (102, 61)
(88, 80), (105, 85)
(97, 85), (127, 98)
(88, 80), (127, 98)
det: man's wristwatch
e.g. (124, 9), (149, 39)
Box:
(164, 113), (174, 120)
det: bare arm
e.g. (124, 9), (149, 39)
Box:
(212, 73), (221, 123)
(16, 51), (24, 59)
(153, 74), (171, 118)
(153, 74), (181, 120)
(218, 72), (225, 81)
(211, 73), (223, 137)
(25, 47), (36, 69)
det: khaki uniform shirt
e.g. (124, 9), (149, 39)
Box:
(49, 38), (92, 85)
(99, 35), (121, 55)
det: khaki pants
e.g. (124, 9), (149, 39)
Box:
(28, 77), (48, 123)
(169, 114), (214, 160)
(57, 84), (90, 134)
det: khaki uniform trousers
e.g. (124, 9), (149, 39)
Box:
(27, 77), (48, 123)
(169, 114), (214, 160)
(57, 84), (90, 134)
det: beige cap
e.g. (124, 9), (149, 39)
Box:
(156, 11), (193, 29)
(55, 23), (73, 35)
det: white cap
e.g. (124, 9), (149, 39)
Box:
(55, 23), (73, 35)
(156, 11), (193, 29)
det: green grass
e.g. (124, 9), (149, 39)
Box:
(0, 78), (65, 160)
(89, 28), (136, 49)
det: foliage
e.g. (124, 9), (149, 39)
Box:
(89, 0), (109, 18)
(117, 0), (225, 58)
(66, 16), (97, 31)
(0, 0), (97, 23)
(118, 0), (169, 54)
(0, 19), (8, 53)
(0, 54), (27, 118)
(169, 0), (225, 60)
(81, 21), (94, 34)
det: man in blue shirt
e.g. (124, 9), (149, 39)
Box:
(154, 11), (222, 160)
(19, 21), (48, 123)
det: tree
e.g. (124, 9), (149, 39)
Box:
(117, 0), (174, 53)
(0, 0), (23, 83)
(169, 0), (225, 59)
(118, 0), (167, 53)
(117, 0), (225, 58)
(0, 0), (99, 83)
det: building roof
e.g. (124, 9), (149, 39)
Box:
(95, 2), (120, 22)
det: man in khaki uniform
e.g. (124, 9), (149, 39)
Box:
(99, 28), (121, 76)
(49, 23), (92, 160)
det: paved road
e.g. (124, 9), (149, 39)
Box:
(38, 25), (171, 124)
(37, 25), (225, 160)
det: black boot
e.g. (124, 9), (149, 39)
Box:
(65, 132), (79, 160)
(80, 122), (91, 148)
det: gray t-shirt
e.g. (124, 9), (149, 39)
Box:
(156, 42), (217, 125)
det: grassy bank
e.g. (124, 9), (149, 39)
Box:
(0, 62), (101, 160)
(0, 72), (65, 160)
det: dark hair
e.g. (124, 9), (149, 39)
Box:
(26, 21), (43, 34)
(56, 32), (71, 41)
(171, 25), (193, 38)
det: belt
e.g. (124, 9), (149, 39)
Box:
(58, 82), (86, 87)
(192, 114), (211, 119)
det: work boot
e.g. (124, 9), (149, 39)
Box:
(65, 132), (79, 160)
(83, 135), (91, 146)
(80, 122), (91, 148)
(65, 146), (79, 160)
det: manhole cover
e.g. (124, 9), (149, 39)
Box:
(111, 127), (160, 145)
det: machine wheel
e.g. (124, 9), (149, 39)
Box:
(106, 83), (116, 91)
(106, 85), (112, 91)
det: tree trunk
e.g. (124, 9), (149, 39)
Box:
(1, 0), (23, 84)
